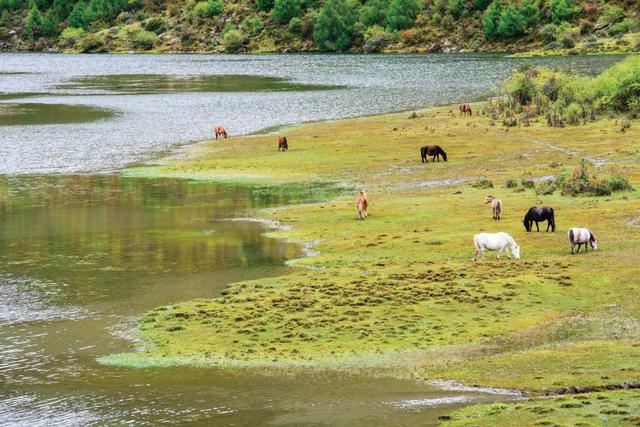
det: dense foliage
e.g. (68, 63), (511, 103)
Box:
(489, 56), (640, 128)
(0, 0), (638, 52)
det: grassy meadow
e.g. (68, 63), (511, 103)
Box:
(108, 95), (640, 423)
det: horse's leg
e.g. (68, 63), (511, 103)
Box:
(536, 221), (540, 232)
(497, 247), (503, 259)
(505, 246), (511, 259)
(571, 243), (574, 255)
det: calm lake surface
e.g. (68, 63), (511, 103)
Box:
(0, 53), (626, 174)
(0, 53), (626, 425)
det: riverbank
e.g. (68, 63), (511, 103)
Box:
(106, 102), (640, 424)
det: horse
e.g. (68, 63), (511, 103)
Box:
(484, 195), (502, 220)
(278, 136), (288, 151)
(568, 227), (597, 254)
(523, 206), (555, 232)
(421, 145), (447, 163)
(473, 232), (520, 260)
(213, 125), (228, 140)
(356, 191), (368, 220)
(459, 103), (472, 117)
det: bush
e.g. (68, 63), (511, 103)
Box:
(363, 24), (391, 52)
(359, 0), (388, 28)
(520, 177), (535, 189)
(483, 0), (501, 40)
(256, 0), (274, 11)
(222, 28), (245, 52)
(471, 179), (494, 189)
(609, 19), (639, 37)
(313, 0), (357, 52)
(143, 17), (166, 34)
(59, 26), (84, 46)
(288, 16), (302, 33)
(132, 29), (157, 49)
(505, 178), (518, 188)
(271, 0), (301, 24)
(194, 0), (223, 18)
(241, 17), (263, 36)
(497, 3), (525, 39)
(536, 180), (557, 195)
(597, 4), (624, 27)
(559, 31), (576, 48)
(560, 160), (632, 196)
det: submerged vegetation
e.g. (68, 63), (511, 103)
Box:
(0, 0), (639, 52)
(104, 57), (640, 424)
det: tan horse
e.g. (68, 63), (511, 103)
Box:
(213, 125), (228, 140)
(356, 191), (368, 220)
(278, 136), (288, 151)
(484, 195), (502, 220)
(459, 103), (472, 117)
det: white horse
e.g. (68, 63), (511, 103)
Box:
(568, 227), (597, 254)
(473, 232), (520, 260)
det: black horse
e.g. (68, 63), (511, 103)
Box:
(523, 206), (556, 232)
(421, 145), (447, 163)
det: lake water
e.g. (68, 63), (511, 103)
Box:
(0, 53), (626, 425)
(0, 53), (625, 174)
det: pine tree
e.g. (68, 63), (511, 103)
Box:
(386, 0), (421, 32)
(483, 0), (501, 40)
(313, 0), (357, 51)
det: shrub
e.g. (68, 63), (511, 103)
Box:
(222, 28), (245, 52)
(363, 24), (391, 52)
(505, 178), (518, 188)
(520, 177), (535, 189)
(288, 16), (302, 33)
(519, 0), (539, 29)
(132, 29), (157, 49)
(271, 0), (301, 24)
(313, 0), (357, 52)
(194, 0), (223, 17)
(483, 0), (501, 40)
(597, 4), (624, 27)
(59, 26), (84, 46)
(559, 31), (576, 48)
(256, 0), (274, 11)
(471, 179), (494, 189)
(536, 180), (557, 195)
(143, 17), (166, 34)
(609, 19), (639, 37)
(497, 3), (525, 39)
(446, 0), (466, 20)
(560, 160), (632, 196)
(472, 0), (490, 11)
(241, 17), (263, 36)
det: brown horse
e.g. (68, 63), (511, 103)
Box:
(278, 136), (288, 151)
(484, 195), (502, 220)
(421, 145), (447, 163)
(213, 125), (228, 140)
(356, 191), (368, 220)
(459, 103), (472, 117)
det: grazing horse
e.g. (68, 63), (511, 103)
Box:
(420, 145), (447, 163)
(568, 227), (597, 254)
(484, 195), (502, 220)
(523, 206), (556, 232)
(473, 232), (520, 260)
(213, 125), (228, 140)
(459, 103), (472, 117)
(278, 136), (288, 151)
(356, 191), (368, 220)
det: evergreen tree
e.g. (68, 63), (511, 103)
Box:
(483, 0), (501, 40)
(359, 0), (388, 29)
(271, 0), (301, 24)
(256, 0), (274, 12)
(497, 3), (525, 38)
(24, 6), (42, 39)
(446, 0), (465, 19)
(550, 0), (574, 24)
(472, 0), (491, 11)
(68, 1), (87, 28)
(519, 0), (539, 29)
(313, 0), (357, 51)
(386, 0), (421, 32)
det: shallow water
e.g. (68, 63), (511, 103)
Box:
(0, 53), (626, 174)
(0, 175), (509, 425)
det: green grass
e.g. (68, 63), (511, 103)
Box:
(103, 102), (640, 423)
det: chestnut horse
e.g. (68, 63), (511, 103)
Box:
(278, 136), (288, 151)
(213, 125), (228, 140)
(421, 145), (447, 163)
(356, 191), (368, 220)
(459, 103), (472, 117)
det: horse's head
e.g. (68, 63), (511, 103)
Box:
(512, 244), (521, 259)
(484, 195), (494, 204)
(590, 232), (598, 250)
(442, 151), (447, 161)
(523, 219), (530, 231)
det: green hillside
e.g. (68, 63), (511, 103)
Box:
(0, 0), (639, 54)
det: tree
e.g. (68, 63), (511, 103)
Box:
(256, 0), (273, 12)
(519, 0), (539, 29)
(483, 0), (501, 40)
(68, 1), (88, 28)
(52, 0), (78, 19)
(271, 0), (301, 24)
(550, 0), (575, 25)
(386, 0), (421, 32)
(313, 0), (357, 51)
(359, 0), (388, 29)
(446, 0), (466, 19)
(24, 6), (43, 39)
(472, 0), (491, 11)
(497, 3), (525, 38)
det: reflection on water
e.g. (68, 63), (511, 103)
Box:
(0, 175), (507, 425)
(57, 74), (343, 94)
(0, 103), (114, 126)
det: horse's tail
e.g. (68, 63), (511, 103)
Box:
(569, 229), (575, 244)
